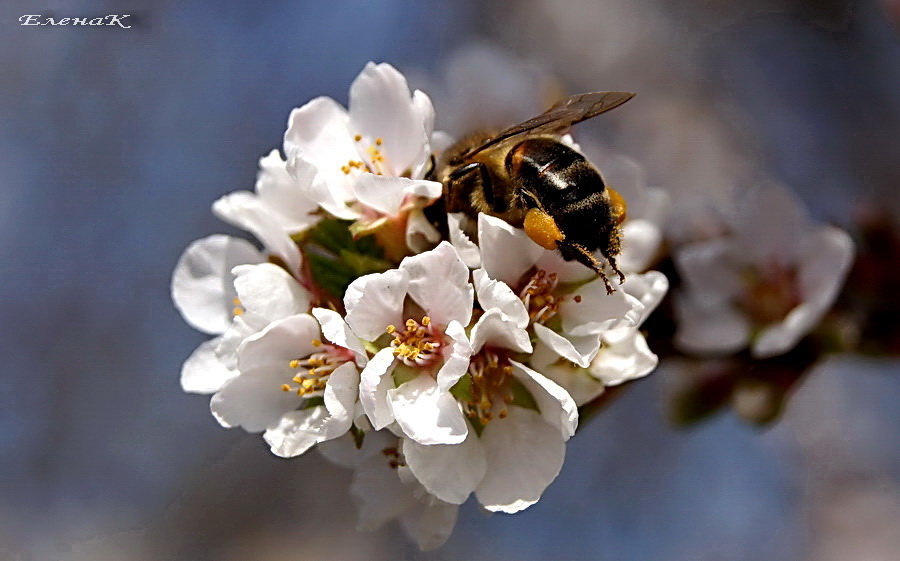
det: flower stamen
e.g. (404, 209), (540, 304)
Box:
(386, 316), (441, 366)
(519, 270), (563, 324)
(463, 351), (514, 425)
(280, 339), (352, 396)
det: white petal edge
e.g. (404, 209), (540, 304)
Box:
(172, 235), (263, 334)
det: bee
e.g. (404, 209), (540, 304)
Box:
(431, 92), (635, 294)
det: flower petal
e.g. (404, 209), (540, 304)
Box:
(533, 323), (600, 368)
(359, 347), (397, 430)
(237, 314), (320, 371)
(406, 208), (441, 254)
(232, 263), (310, 323)
(674, 294), (750, 355)
(435, 320), (472, 392)
(618, 219), (663, 273)
(354, 174), (442, 218)
(475, 407), (566, 513)
(180, 337), (238, 394)
(589, 329), (658, 386)
(473, 268), (529, 328)
(209, 366), (301, 432)
(560, 278), (643, 336)
(529, 341), (605, 407)
(400, 241), (473, 327)
(399, 500), (459, 552)
(322, 362), (360, 440)
(212, 191), (302, 275)
(172, 235), (263, 334)
(311, 308), (368, 367)
(797, 225), (854, 310)
(351, 452), (417, 531)
(388, 375), (468, 445)
(510, 360), (578, 440)
(287, 155), (358, 220)
(349, 62), (431, 177)
(674, 238), (743, 304)
(401, 429), (486, 505)
(478, 213), (543, 287)
(447, 213), (481, 268)
(620, 270), (669, 327)
(255, 149), (320, 233)
(263, 406), (330, 458)
(470, 309), (532, 354)
(283, 96), (359, 210)
(344, 269), (408, 341)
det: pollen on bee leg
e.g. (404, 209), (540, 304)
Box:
(524, 208), (565, 250)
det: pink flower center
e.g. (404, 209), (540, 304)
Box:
(281, 340), (354, 396)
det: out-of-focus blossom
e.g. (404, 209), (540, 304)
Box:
(319, 432), (459, 551)
(673, 184), (854, 359)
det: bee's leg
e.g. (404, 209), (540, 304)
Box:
(446, 162), (493, 216)
(607, 254), (626, 285)
(568, 242), (616, 294)
(423, 154), (437, 180)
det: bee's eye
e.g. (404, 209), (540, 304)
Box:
(524, 208), (565, 250)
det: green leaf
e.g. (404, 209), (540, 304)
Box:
(339, 249), (392, 275)
(306, 252), (359, 300)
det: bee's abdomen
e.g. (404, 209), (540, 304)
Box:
(507, 138), (606, 211)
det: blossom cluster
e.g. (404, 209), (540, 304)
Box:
(172, 62), (667, 548)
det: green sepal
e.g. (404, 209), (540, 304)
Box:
(304, 219), (391, 299)
(508, 377), (539, 412)
(301, 396), (326, 409)
(449, 374), (473, 403)
(391, 363), (417, 386)
(349, 424), (366, 449)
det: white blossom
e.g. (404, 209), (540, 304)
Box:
(282, 62), (443, 247)
(674, 184), (854, 358)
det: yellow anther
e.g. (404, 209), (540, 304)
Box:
(312, 339), (322, 347)
(232, 307), (243, 316)
(386, 325), (396, 334)
(289, 359), (300, 368)
(281, 384), (291, 392)
(375, 137), (383, 146)
(406, 319), (417, 328)
(302, 379), (317, 389)
(421, 316), (431, 326)
(354, 134), (362, 142)
(232, 298), (241, 305)
(308, 368), (318, 376)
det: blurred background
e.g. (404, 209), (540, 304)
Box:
(2, 0), (899, 559)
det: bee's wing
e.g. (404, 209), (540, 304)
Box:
(458, 91), (635, 160)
